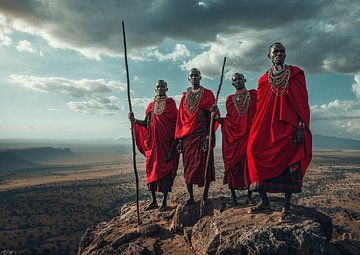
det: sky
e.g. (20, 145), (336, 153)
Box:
(1, 0), (360, 142)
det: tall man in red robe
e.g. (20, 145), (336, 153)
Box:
(247, 42), (312, 222)
(175, 68), (218, 206)
(129, 80), (179, 212)
(217, 73), (257, 205)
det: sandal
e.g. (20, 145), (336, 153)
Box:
(184, 198), (195, 206)
(145, 202), (158, 211)
(245, 197), (257, 205)
(159, 204), (168, 212)
(247, 203), (272, 214)
(279, 208), (292, 223)
(226, 199), (238, 207)
(202, 198), (210, 207)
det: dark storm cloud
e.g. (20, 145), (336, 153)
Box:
(0, 0), (359, 74)
(0, 0), (324, 50)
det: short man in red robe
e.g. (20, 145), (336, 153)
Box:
(175, 68), (218, 206)
(129, 80), (179, 212)
(247, 42), (312, 222)
(216, 73), (257, 206)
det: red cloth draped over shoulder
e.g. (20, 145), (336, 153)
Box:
(133, 98), (179, 184)
(247, 65), (312, 183)
(222, 90), (257, 171)
(175, 87), (219, 140)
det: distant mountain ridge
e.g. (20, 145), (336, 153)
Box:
(0, 151), (39, 174)
(0, 147), (76, 174)
(313, 134), (360, 150)
(10, 147), (76, 162)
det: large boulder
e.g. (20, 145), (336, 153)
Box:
(78, 195), (347, 255)
(190, 197), (333, 255)
(77, 199), (193, 255)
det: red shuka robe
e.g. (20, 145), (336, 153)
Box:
(175, 87), (218, 185)
(247, 65), (312, 183)
(175, 88), (218, 139)
(222, 90), (257, 189)
(133, 98), (179, 185)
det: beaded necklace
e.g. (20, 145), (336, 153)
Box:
(233, 90), (250, 116)
(267, 65), (290, 96)
(152, 95), (167, 115)
(185, 86), (204, 113)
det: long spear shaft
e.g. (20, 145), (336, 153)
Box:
(201, 57), (226, 214)
(122, 20), (140, 226)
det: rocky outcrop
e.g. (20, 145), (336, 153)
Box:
(169, 193), (201, 233)
(77, 194), (357, 255)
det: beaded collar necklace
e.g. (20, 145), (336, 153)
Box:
(233, 89), (250, 116)
(267, 64), (290, 96)
(152, 95), (167, 115)
(185, 86), (204, 113)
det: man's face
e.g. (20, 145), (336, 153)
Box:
(188, 70), (201, 86)
(155, 80), (167, 96)
(232, 73), (245, 90)
(269, 44), (286, 66)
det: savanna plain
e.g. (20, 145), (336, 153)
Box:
(0, 143), (359, 254)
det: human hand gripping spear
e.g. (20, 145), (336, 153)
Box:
(200, 57), (227, 217)
(122, 20), (141, 226)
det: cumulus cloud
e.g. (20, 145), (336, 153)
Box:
(0, 15), (12, 46)
(339, 120), (360, 136)
(0, 31), (11, 46)
(148, 43), (191, 62)
(309, 72), (360, 139)
(311, 100), (360, 120)
(7, 74), (126, 98)
(181, 34), (264, 78)
(0, 0), (359, 76)
(67, 96), (123, 115)
(16, 40), (36, 53)
(47, 108), (61, 111)
(132, 97), (152, 109)
(352, 73), (360, 99)
(311, 99), (360, 139)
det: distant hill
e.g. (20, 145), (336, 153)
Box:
(313, 134), (360, 150)
(9, 147), (77, 162)
(0, 151), (39, 173)
(115, 137), (132, 144)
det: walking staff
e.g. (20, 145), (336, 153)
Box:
(122, 20), (140, 226)
(200, 57), (226, 216)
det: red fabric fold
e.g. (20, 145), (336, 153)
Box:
(133, 98), (179, 185)
(222, 90), (257, 189)
(222, 90), (257, 171)
(175, 87), (219, 140)
(247, 65), (312, 183)
(175, 86), (218, 185)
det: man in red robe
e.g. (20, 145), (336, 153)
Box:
(217, 73), (257, 206)
(175, 68), (218, 206)
(247, 43), (312, 222)
(129, 80), (179, 212)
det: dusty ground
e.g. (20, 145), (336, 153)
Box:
(0, 150), (359, 254)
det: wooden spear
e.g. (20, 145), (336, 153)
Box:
(122, 20), (141, 226)
(201, 57), (226, 216)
